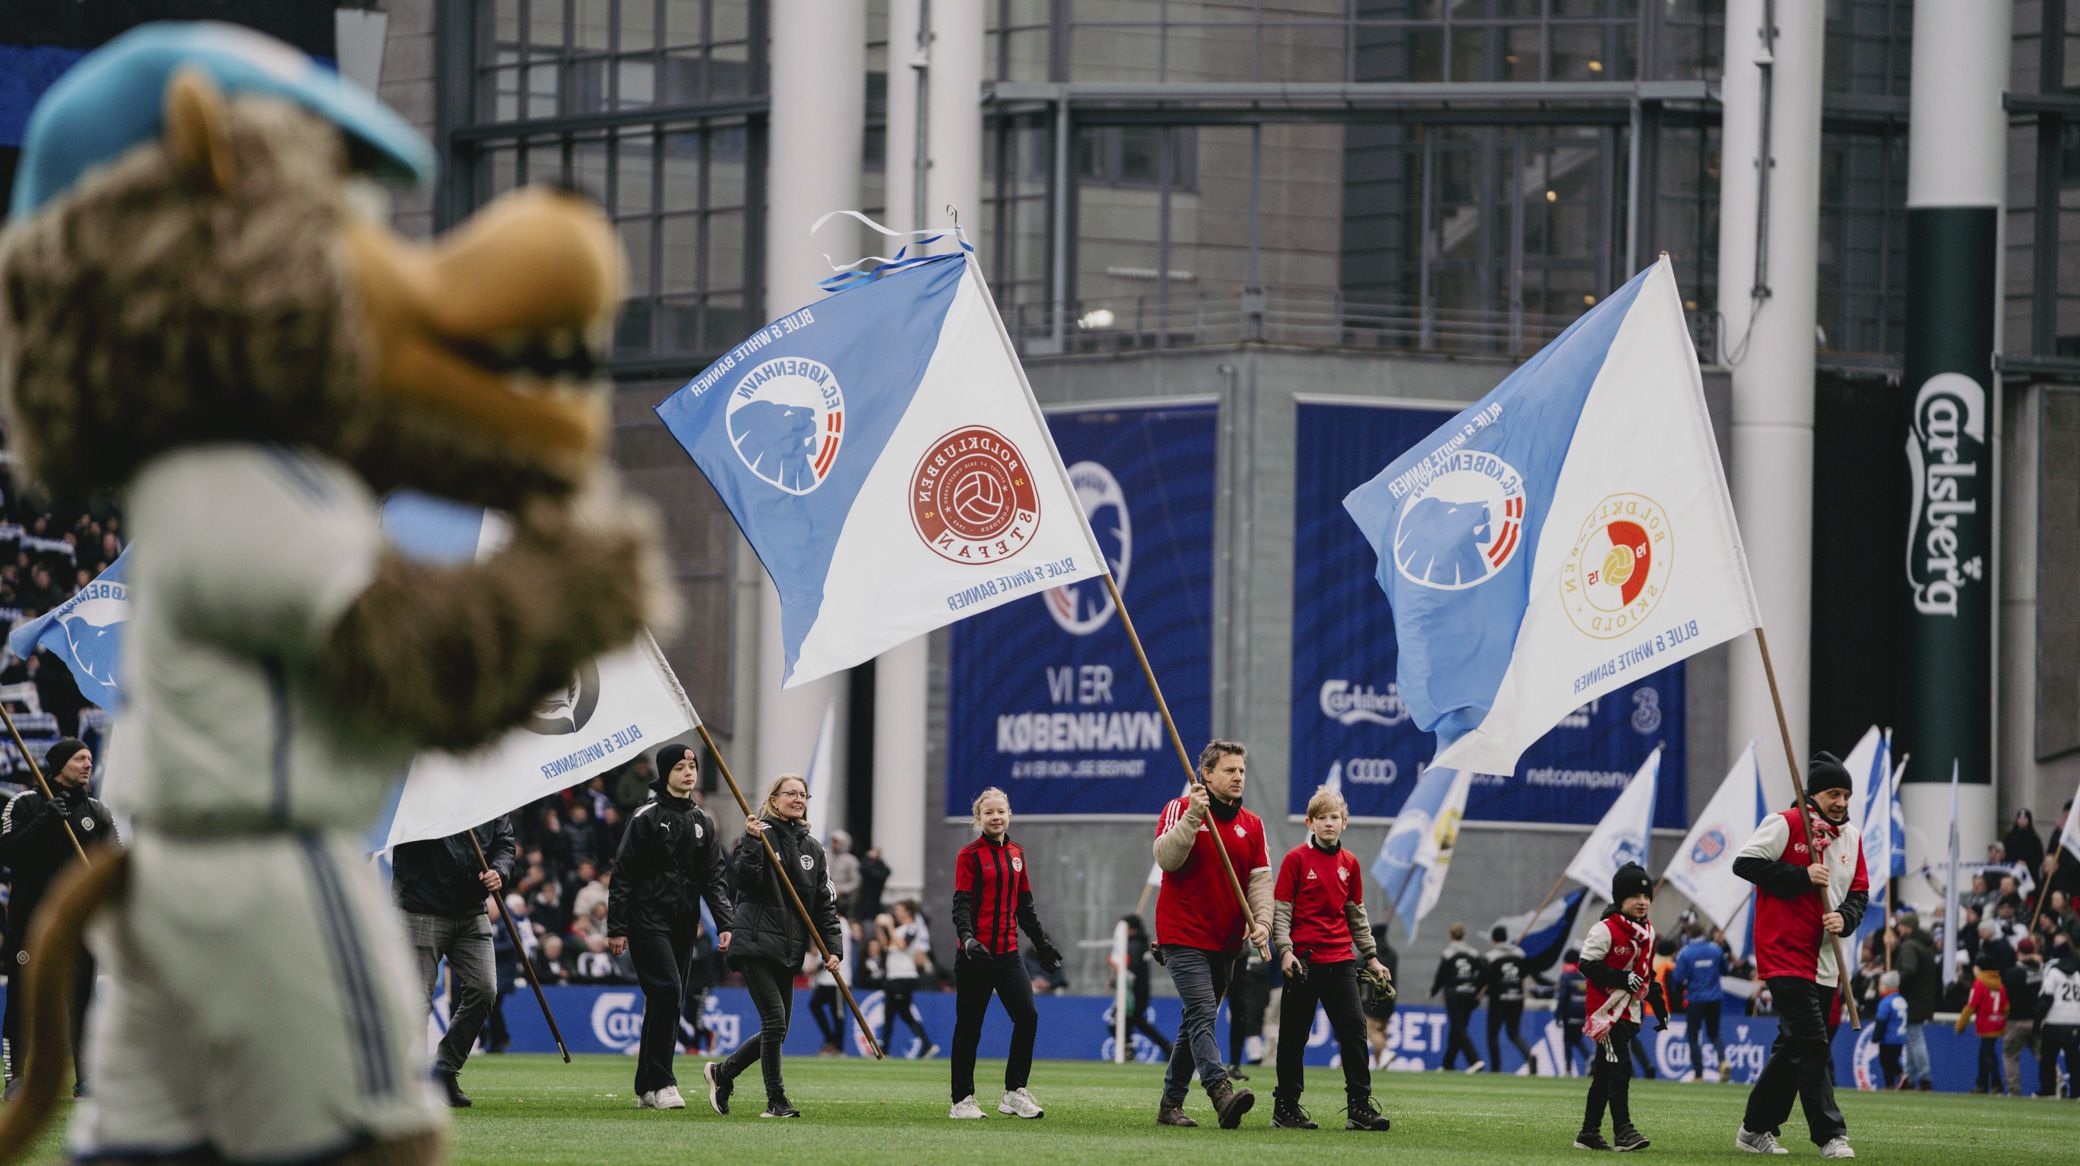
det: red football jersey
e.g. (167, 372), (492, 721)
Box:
(954, 835), (1032, 956)
(1274, 840), (1363, 964)
(1154, 797), (1269, 952)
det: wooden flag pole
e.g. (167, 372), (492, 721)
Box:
(1517, 871), (1572, 945)
(0, 703), (88, 864)
(695, 723), (883, 1059)
(469, 831), (569, 1063)
(1753, 628), (1861, 1030)
(1104, 573), (1267, 960)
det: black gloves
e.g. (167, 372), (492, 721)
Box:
(1036, 941), (1063, 972)
(962, 937), (989, 960)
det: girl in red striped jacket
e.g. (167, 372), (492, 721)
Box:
(947, 788), (1063, 1121)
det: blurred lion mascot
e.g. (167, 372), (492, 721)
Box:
(0, 23), (672, 1164)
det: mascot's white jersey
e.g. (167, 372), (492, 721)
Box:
(117, 444), (413, 830)
(74, 444), (446, 1161)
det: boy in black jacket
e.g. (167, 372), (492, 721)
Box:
(607, 742), (734, 1110)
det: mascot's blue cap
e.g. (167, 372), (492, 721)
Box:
(11, 21), (435, 217)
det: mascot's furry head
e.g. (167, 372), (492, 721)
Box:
(1, 20), (621, 511)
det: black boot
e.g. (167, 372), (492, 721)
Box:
(1344, 1095), (1391, 1131)
(1270, 1095), (1316, 1129)
(1574, 1131), (1612, 1151)
(1612, 1125), (1650, 1152)
(435, 1070), (472, 1109)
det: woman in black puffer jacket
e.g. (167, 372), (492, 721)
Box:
(703, 772), (842, 1119)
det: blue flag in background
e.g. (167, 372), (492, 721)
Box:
(6, 548), (131, 711)
(1371, 765), (1472, 942)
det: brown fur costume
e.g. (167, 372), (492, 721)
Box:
(0, 58), (670, 1165)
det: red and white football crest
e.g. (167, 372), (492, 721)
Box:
(910, 426), (1041, 564)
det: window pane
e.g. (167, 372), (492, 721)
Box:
(663, 129), (707, 212)
(618, 58), (656, 107)
(666, 0), (705, 46)
(661, 214), (703, 296)
(615, 132), (655, 217)
(618, 217), (655, 299)
(572, 135), (608, 202)
(575, 0), (611, 51)
(526, 59), (561, 118)
(620, 0), (657, 53)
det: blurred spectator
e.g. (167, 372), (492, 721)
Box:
(2002, 938), (2044, 1096)
(1892, 913), (1938, 1090)
(855, 846), (891, 922)
(827, 830), (861, 917)
(1964, 873), (1996, 918)
(1871, 971), (1905, 1089)
(1111, 915), (1172, 1059)
(1024, 945), (1069, 996)
(566, 859), (608, 919)
(574, 934), (635, 983)
(528, 875), (569, 936)
(1556, 948), (1589, 1077)
(807, 919), (857, 1055)
(1978, 919), (2016, 974)
(562, 802), (602, 871)
(537, 934), (572, 984)
(2003, 810), (2045, 891)
(877, 903), (936, 1058)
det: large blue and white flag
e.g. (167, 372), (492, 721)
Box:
(6, 548), (131, 711)
(370, 493), (698, 852)
(1564, 746), (1660, 895)
(1888, 753), (1909, 878)
(1344, 257), (1760, 775)
(1371, 765), (1472, 941)
(1842, 726), (1895, 935)
(656, 247), (1105, 687)
(1665, 741), (1762, 931)
(802, 701), (837, 846)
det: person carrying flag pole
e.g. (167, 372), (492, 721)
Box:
(1732, 751), (1869, 1159)
(1150, 740), (1271, 1130)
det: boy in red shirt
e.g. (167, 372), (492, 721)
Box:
(1575, 862), (1658, 1153)
(1269, 787), (1393, 1132)
(1954, 954), (2010, 1094)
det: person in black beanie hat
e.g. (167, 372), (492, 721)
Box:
(0, 737), (117, 1098)
(1731, 750), (1869, 1159)
(607, 741), (734, 1110)
(1572, 861), (1659, 1151)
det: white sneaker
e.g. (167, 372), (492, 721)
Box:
(1735, 1127), (1789, 1155)
(950, 1095), (986, 1119)
(998, 1087), (1044, 1119)
(653, 1084), (687, 1110)
(637, 1090), (659, 1109)
(1464, 1060), (1487, 1074)
(1819, 1138), (1856, 1160)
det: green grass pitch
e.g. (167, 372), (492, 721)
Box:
(31, 1055), (2070, 1163)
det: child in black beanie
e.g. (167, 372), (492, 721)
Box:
(1573, 861), (1659, 1152)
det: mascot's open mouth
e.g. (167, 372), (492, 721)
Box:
(344, 185), (625, 466)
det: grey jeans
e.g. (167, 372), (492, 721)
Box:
(403, 911), (496, 1076)
(1160, 945), (1236, 1105)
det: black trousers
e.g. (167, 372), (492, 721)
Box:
(2040, 1024), (2079, 1098)
(1, 951), (92, 1088)
(1743, 977), (1847, 1147)
(1582, 1018), (1639, 1135)
(720, 956), (795, 1104)
(1686, 1000), (1723, 1077)
(1562, 1019), (1586, 1075)
(1487, 1000), (1533, 1071)
(809, 984), (844, 1048)
(882, 977), (931, 1052)
(1441, 997), (1481, 1069)
(1877, 1044), (1901, 1088)
(629, 927), (694, 1094)
(1275, 961), (1371, 1103)
(1975, 1035), (2003, 1092)
(950, 950), (1038, 1100)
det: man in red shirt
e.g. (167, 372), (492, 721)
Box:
(1152, 739), (1272, 1129)
(1732, 752), (1868, 1159)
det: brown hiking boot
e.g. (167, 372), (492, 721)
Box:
(1209, 1079), (1256, 1129)
(1157, 1102), (1198, 1127)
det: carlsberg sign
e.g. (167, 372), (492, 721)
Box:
(1904, 372), (1985, 618)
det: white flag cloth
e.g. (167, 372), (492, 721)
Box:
(1840, 725), (1883, 814)
(1345, 258), (1761, 776)
(2058, 775), (2080, 862)
(1942, 762), (1962, 986)
(377, 633), (697, 852)
(803, 702), (837, 846)
(657, 245), (1106, 687)
(1564, 746), (1662, 894)
(1665, 741), (1763, 931)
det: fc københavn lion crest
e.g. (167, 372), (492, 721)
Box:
(726, 357), (845, 494)
(1391, 453), (1525, 590)
(1044, 460), (1129, 635)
